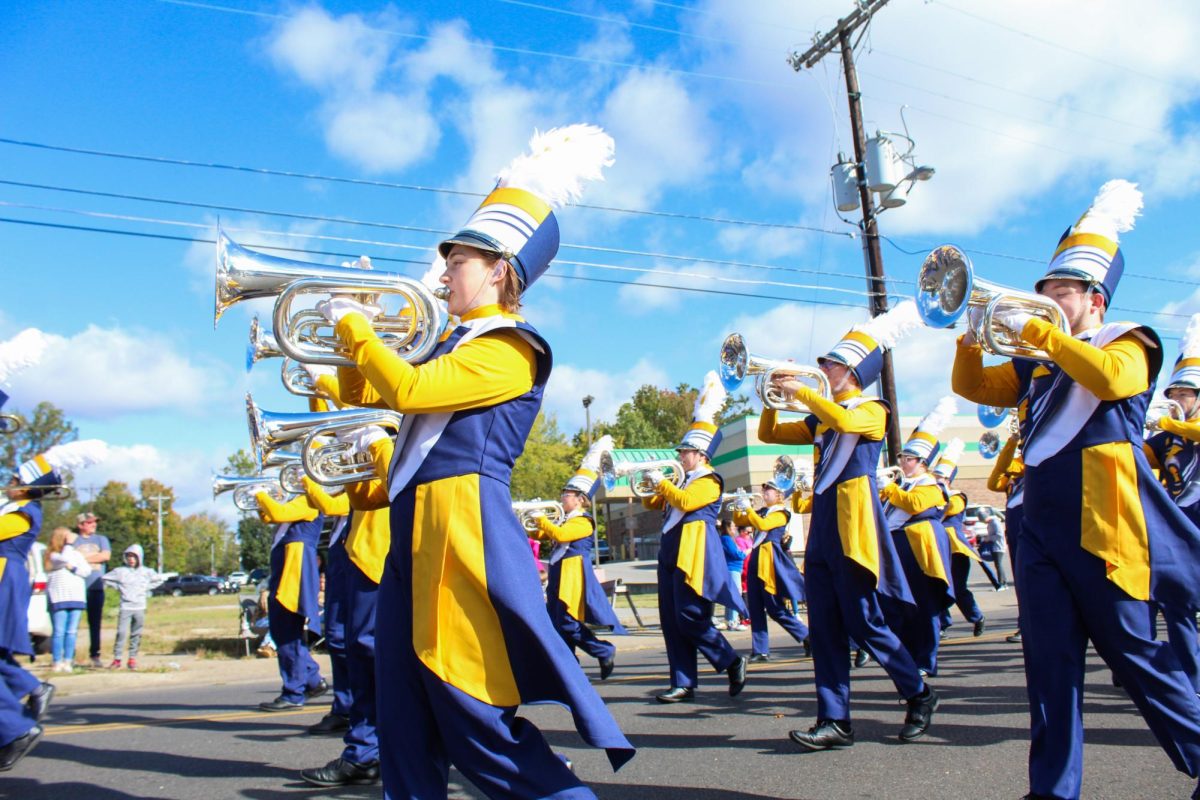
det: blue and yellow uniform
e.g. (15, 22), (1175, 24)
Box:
(333, 304), (633, 798)
(986, 435), (1024, 590)
(938, 488), (986, 630)
(256, 491), (325, 706)
(879, 475), (954, 676)
(734, 501), (809, 658)
(954, 316), (1200, 798)
(0, 498), (42, 748)
(535, 510), (626, 666)
(759, 390), (925, 724)
(646, 465), (744, 691)
(304, 479), (352, 724)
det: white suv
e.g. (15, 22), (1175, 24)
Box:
(27, 541), (51, 655)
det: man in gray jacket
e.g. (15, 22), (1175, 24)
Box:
(101, 544), (165, 669)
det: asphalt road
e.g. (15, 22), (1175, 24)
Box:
(6, 589), (1195, 800)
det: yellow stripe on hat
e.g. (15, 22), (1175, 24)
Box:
(909, 431), (938, 446)
(1178, 358), (1200, 370)
(482, 187), (552, 223)
(689, 421), (717, 434)
(574, 468), (597, 481)
(843, 330), (879, 352)
(1053, 232), (1119, 259)
(34, 455), (51, 476)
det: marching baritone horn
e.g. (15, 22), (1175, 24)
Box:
(512, 499), (565, 533)
(214, 228), (448, 366)
(212, 474), (290, 512)
(977, 404), (1010, 429)
(722, 489), (763, 513)
(599, 451), (685, 498)
(915, 244), (1070, 361)
(718, 333), (831, 413)
(876, 465), (903, 486)
(978, 431), (1002, 460)
(1145, 398), (1186, 434)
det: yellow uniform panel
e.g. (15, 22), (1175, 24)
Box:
(559, 555), (586, 622)
(676, 520), (709, 598)
(757, 542), (777, 595)
(837, 475), (880, 580)
(276, 540), (305, 613)
(904, 521), (950, 585)
(1081, 441), (1151, 601)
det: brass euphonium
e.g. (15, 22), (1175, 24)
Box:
(512, 499), (565, 533)
(1146, 398), (1186, 434)
(0, 414), (23, 435)
(721, 489), (763, 513)
(718, 333), (831, 413)
(212, 474), (289, 512)
(876, 466), (903, 486)
(978, 431), (1002, 460)
(915, 244), (1070, 361)
(599, 451), (686, 498)
(245, 317), (319, 398)
(773, 455), (799, 493)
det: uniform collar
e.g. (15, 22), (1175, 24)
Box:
(833, 388), (861, 404)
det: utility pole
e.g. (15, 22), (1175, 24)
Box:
(790, 0), (903, 464)
(150, 494), (169, 574)
(582, 395), (598, 565)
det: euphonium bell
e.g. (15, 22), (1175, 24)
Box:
(1145, 398), (1186, 434)
(977, 404), (1010, 429)
(876, 465), (903, 486)
(512, 499), (564, 533)
(216, 228), (448, 366)
(978, 431), (1002, 459)
(599, 451), (685, 498)
(246, 316), (283, 371)
(915, 244), (1071, 361)
(212, 474), (290, 512)
(773, 455), (798, 493)
(718, 334), (831, 412)
(721, 489), (763, 513)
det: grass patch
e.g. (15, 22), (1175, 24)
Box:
(95, 591), (251, 658)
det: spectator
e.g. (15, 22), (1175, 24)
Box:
(72, 512), (111, 667)
(101, 544), (166, 670)
(981, 510), (1010, 590)
(44, 527), (91, 673)
(719, 519), (747, 630)
(737, 526), (756, 627)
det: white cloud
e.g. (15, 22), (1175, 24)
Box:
(322, 92), (440, 172)
(614, 261), (724, 312)
(266, 6), (394, 93)
(543, 358), (671, 432)
(7, 326), (227, 420)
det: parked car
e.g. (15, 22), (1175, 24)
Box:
(153, 574), (235, 597)
(227, 570), (249, 587)
(27, 541), (51, 656)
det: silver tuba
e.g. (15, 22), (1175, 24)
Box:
(1146, 398), (1186, 434)
(718, 333), (831, 413)
(916, 244), (1071, 361)
(212, 474), (290, 512)
(599, 451), (686, 498)
(215, 228), (448, 365)
(512, 499), (564, 533)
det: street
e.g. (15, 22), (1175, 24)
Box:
(5, 589), (1193, 800)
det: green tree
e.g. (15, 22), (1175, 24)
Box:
(180, 512), (237, 575)
(510, 413), (580, 502)
(238, 516), (272, 572)
(599, 384), (749, 450)
(224, 449), (258, 477)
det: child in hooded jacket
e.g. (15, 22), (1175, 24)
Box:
(101, 544), (165, 669)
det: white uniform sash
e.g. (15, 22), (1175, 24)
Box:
(548, 508), (585, 564)
(662, 466), (714, 534)
(386, 315), (546, 500)
(1024, 322), (1152, 467)
(752, 502), (786, 547)
(270, 522), (291, 549)
(883, 473), (937, 529)
(328, 515), (349, 548)
(814, 396), (873, 495)
(0, 500), (27, 518)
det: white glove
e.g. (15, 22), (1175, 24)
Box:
(966, 305), (985, 333)
(643, 469), (666, 488)
(995, 308), (1034, 335)
(733, 496), (752, 512)
(352, 425), (390, 453)
(302, 363), (336, 386)
(317, 296), (383, 325)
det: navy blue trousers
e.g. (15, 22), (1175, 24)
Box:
(268, 600), (322, 704)
(1020, 531), (1200, 799)
(656, 561), (738, 690)
(553, 610), (615, 663)
(806, 557), (924, 721)
(1151, 603), (1200, 695)
(374, 558), (592, 799)
(948, 554), (984, 624)
(324, 542), (352, 718)
(0, 649), (37, 746)
(747, 580), (809, 656)
(341, 560), (379, 766)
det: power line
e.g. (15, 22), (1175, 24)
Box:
(0, 137), (851, 236)
(490, 0), (734, 45)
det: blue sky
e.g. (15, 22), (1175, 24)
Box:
(2, 0), (1199, 522)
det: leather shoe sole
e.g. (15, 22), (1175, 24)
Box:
(0, 725), (43, 772)
(789, 725), (854, 751)
(655, 687), (695, 703)
(300, 758), (380, 787)
(258, 698), (304, 712)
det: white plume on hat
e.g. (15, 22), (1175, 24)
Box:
(0, 328), (52, 384)
(1071, 179), (1143, 241)
(694, 370), (727, 425)
(1181, 313), (1200, 359)
(921, 396), (959, 438)
(859, 300), (921, 350)
(580, 434), (614, 472)
(496, 125), (615, 208)
(42, 439), (110, 472)
(939, 437), (965, 465)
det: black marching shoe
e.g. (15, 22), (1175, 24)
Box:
(727, 655), (748, 697)
(304, 678), (329, 699)
(974, 617), (987, 637)
(899, 685), (939, 742)
(938, 626), (949, 640)
(599, 657), (615, 680)
(27, 682), (55, 722)
(802, 637), (812, 658)
(306, 712), (350, 735)
(300, 757), (380, 787)
(258, 696), (304, 712)
(789, 720), (854, 751)
(749, 653), (770, 663)
(655, 686), (695, 704)
(853, 648), (872, 669)
(0, 725), (43, 772)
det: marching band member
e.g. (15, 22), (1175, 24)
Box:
(986, 427), (1024, 643)
(1142, 313), (1200, 695)
(299, 418), (394, 788)
(879, 398), (956, 677)
(644, 371), (747, 703)
(733, 478), (810, 662)
(760, 300), (937, 750)
(931, 439), (988, 638)
(318, 126), (633, 798)
(533, 434), (627, 679)
(0, 439), (106, 771)
(951, 180), (1200, 800)
(253, 489), (327, 712)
